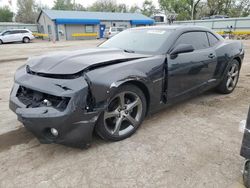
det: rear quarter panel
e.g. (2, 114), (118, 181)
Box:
(213, 40), (244, 79)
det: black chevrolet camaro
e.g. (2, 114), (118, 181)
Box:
(10, 26), (244, 148)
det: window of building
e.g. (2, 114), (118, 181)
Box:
(85, 25), (94, 33)
(174, 32), (209, 50)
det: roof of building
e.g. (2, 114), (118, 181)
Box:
(38, 9), (154, 25)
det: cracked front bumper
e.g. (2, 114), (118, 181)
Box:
(9, 68), (101, 148)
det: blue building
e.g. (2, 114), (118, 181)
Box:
(37, 9), (155, 41)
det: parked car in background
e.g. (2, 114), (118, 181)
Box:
(0, 29), (34, 44)
(201, 15), (229, 20)
(104, 27), (125, 39)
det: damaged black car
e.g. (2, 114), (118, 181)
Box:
(9, 26), (244, 148)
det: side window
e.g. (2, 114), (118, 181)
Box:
(8, 31), (17, 35)
(85, 25), (94, 33)
(12, 30), (20, 34)
(117, 28), (124, 32)
(207, 32), (219, 46)
(20, 30), (28, 33)
(3, 31), (11, 35)
(175, 32), (209, 50)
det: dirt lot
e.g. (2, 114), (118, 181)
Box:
(0, 39), (249, 188)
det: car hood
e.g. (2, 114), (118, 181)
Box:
(27, 48), (152, 75)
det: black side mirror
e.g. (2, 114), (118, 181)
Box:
(170, 44), (194, 59)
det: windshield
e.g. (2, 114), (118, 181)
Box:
(99, 28), (172, 54)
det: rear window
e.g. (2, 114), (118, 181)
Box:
(207, 32), (219, 46)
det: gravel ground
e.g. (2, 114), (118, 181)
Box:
(0, 39), (249, 188)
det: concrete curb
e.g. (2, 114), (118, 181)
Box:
(0, 57), (27, 63)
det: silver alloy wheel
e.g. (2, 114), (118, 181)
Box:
(104, 91), (143, 136)
(226, 63), (239, 91)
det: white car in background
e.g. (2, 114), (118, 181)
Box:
(0, 29), (34, 44)
(104, 27), (126, 39)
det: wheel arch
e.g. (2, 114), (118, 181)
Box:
(23, 36), (30, 41)
(119, 80), (150, 115)
(234, 56), (242, 69)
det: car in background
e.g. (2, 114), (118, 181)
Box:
(104, 27), (125, 39)
(0, 29), (34, 44)
(201, 15), (229, 20)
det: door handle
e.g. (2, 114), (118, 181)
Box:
(208, 54), (215, 58)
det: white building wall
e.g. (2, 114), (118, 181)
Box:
(38, 13), (57, 41)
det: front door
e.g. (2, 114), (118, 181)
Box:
(99, 24), (106, 38)
(167, 31), (217, 98)
(1, 31), (13, 42)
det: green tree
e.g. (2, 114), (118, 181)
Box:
(74, 3), (86, 11)
(206, 0), (250, 17)
(159, 0), (189, 20)
(116, 3), (128, 13)
(52, 0), (74, 10)
(0, 6), (14, 22)
(16, 0), (37, 23)
(141, 0), (157, 17)
(160, 0), (250, 20)
(129, 5), (141, 13)
(88, 0), (117, 12)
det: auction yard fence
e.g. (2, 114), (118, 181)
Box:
(0, 22), (38, 33)
(172, 17), (250, 34)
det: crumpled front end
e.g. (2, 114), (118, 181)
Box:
(9, 65), (101, 148)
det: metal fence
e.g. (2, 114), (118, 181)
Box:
(0, 22), (38, 33)
(172, 17), (250, 34)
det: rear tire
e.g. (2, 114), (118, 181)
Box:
(23, 37), (30, 43)
(95, 84), (147, 141)
(216, 59), (240, 94)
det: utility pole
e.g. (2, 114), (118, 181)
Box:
(191, 0), (195, 20)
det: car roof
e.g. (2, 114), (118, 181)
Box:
(5, 29), (30, 31)
(130, 25), (212, 32)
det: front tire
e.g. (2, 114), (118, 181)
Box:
(95, 84), (147, 141)
(216, 59), (240, 94)
(0, 39), (3, 45)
